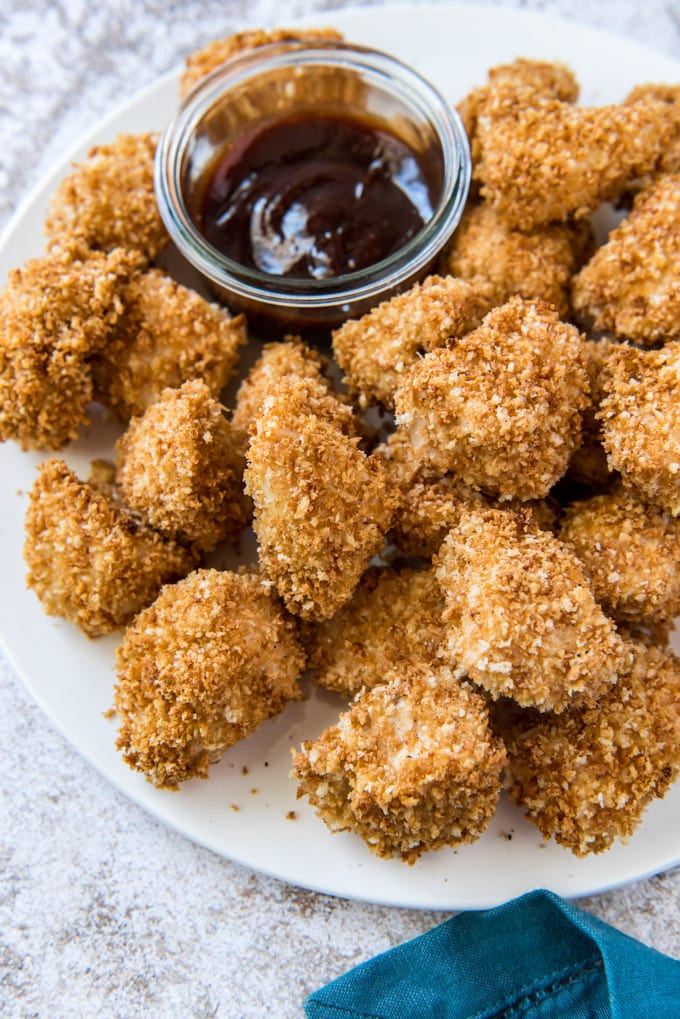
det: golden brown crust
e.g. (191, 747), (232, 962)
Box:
(394, 297), (589, 501)
(114, 569), (305, 788)
(244, 376), (396, 620)
(476, 94), (672, 230)
(598, 342), (680, 515)
(24, 459), (197, 637)
(624, 84), (680, 181)
(115, 380), (249, 551)
(332, 274), (495, 409)
(230, 337), (329, 455)
(292, 664), (506, 862)
(92, 269), (247, 420)
(436, 508), (628, 713)
(180, 27), (345, 97)
(390, 476), (489, 558)
(0, 247), (141, 450)
(500, 641), (680, 855)
(559, 484), (680, 627)
(571, 173), (680, 345)
(45, 133), (167, 260)
(439, 202), (594, 317)
(305, 566), (448, 696)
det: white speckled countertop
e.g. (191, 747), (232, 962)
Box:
(1, 1), (679, 1016)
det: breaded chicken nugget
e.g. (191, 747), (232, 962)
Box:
(559, 483), (680, 627)
(394, 298), (589, 501)
(230, 336), (329, 455)
(292, 664), (507, 863)
(598, 342), (680, 515)
(92, 269), (247, 420)
(306, 566), (447, 696)
(115, 380), (249, 551)
(114, 569), (304, 788)
(180, 27), (344, 96)
(571, 173), (680, 345)
(390, 475), (489, 558)
(439, 202), (594, 317)
(45, 133), (167, 260)
(625, 84), (680, 181)
(332, 274), (495, 409)
(436, 508), (628, 713)
(457, 58), (579, 173)
(476, 94), (671, 230)
(24, 459), (197, 637)
(500, 640), (680, 855)
(0, 247), (141, 450)
(244, 376), (395, 620)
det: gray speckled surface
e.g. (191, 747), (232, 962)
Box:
(1, 1), (680, 1016)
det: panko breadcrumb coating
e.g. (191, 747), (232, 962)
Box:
(564, 339), (618, 493)
(24, 459), (197, 637)
(0, 247), (141, 450)
(45, 133), (167, 260)
(390, 475), (489, 558)
(306, 566), (447, 697)
(625, 84), (680, 180)
(180, 27), (344, 96)
(230, 337), (329, 455)
(394, 297), (589, 501)
(571, 173), (680, 346)
(439, 202), (594, 317)
(92, 269), (247, 420)
(476, 93), (671, 230)
(436, 508), (628, 713)
(457, 58), (579, 173)
(598, 342), (680, 515)
(116, 380), (249, 551)
(500, 640), (680, 856)
(559, 484), (680, 627)
(332, 274), (495, 409)
(114, 569), (305, 788)
(244, 376), (395, 620)
(292, 664), (507, 863)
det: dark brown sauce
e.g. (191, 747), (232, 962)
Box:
(196, 111), (443, 280)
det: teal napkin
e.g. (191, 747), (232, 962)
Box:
(305, 889), (680, 1018)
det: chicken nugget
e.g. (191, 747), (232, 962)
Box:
(559, 483), (680, 627)
(624, 84), (680, 185)
(114, 569), (304, 788)
(116, 380), (249, 551)
(571, 173), (680, 346)
(24, 459), (197, 637)
(230, 336), (329, 455)
(293, 664), (506, 862)
(476, 94), (671, 230)
(439, 202), (594, 317)
(598, 342), (680, 515)
(244, 376), (395, 620)
(180, 27), (344, 97)
(390, 475), (489, 558)
(500, 640), (680, 855)
(458, 58), (579, 179)
(45, 133), (167, 260)
(436, 508), (629, 713)
(92, 268), (247, 420)
(394, 297), (589, 501)
(332, 274), (495, 409)
(562, 339), (618, 494)
(0, 247), (141, 450)
(306, 566), (447, 696)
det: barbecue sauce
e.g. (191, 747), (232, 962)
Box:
(196, 111), (442, 280)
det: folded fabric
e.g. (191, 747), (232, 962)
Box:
(305, 889), (680, 1018)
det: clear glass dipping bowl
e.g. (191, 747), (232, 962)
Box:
(155, 40), (471, 339)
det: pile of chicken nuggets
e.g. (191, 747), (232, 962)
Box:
(3, 28), (680, 863)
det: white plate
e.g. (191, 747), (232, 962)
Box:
(2, 2), (679, 911)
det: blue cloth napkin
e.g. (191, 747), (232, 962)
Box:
(305, 889), (680, 1018)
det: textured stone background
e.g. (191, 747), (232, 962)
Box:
(1, 1), (679, 1016)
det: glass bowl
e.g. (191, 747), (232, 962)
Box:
(155, 40), (471, 339)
